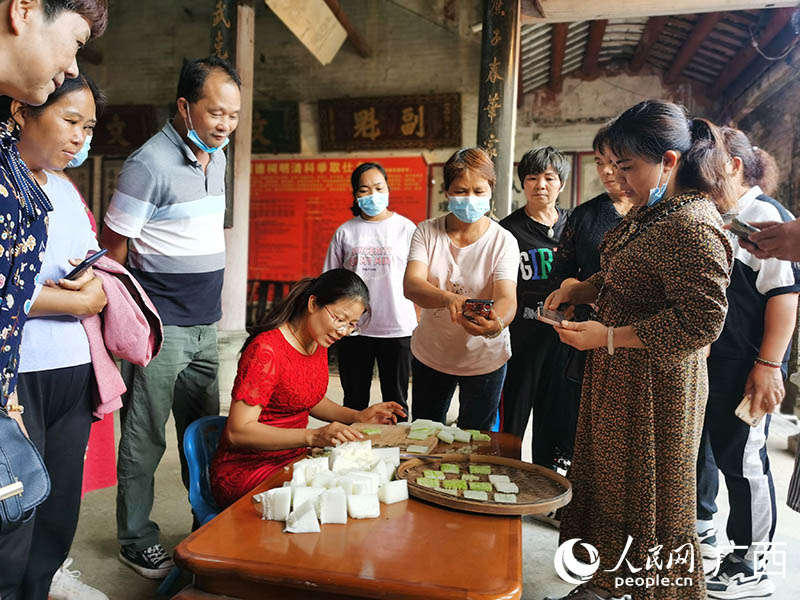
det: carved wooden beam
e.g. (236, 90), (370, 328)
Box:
(323, 0), (372, 58)
(549, 22), (568, 92)
(714, 7), (795, 94)
(582, 19), (607, 78)
(725, 20), (799, 102)
(629, 16), (668, 72)
(664, 12), (723, 84)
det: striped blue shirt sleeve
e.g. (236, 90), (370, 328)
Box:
(104, 157), (158, 239)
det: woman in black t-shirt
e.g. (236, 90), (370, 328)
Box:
(498, 146), (571, 470)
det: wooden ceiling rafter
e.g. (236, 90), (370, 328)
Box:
(664, 11), (724, 84)
(714, 7), (796, 93)
(629, 16), (668, 71)
(549, 22), (569, 92)
(725, 19), (800, 101)
(581, 19), (608, 77)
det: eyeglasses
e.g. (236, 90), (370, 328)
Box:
(323, 305), (360, 335)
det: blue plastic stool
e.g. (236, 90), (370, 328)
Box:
(157, 415), (226, 596)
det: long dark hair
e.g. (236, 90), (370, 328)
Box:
(606, 100), (737, 213)
(721, 127), (780, 197)
(243, 269), (370, 351)
(349, 162), (389, 217)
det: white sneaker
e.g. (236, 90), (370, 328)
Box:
(49, 558), (109, 600)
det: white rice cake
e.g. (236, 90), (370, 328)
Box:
(488, 474), (510, 485)
(371, 447), (400, 467)
(494, 482), (519, 494)
(319, 488), (347, 524)
(347, 494), (380, 519)
(378, 479), (408, 504)
(292, 487), (324, 515)
(493, 493), (518, 503)
(463, 490), (488, 501)
(284, 500), (320, 533)
(262, 486), (292, 521)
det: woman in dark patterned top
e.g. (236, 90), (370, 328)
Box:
(543, 101), (736, 600)
(546, 124), (633, 473)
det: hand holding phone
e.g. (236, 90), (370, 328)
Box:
(535, 302), (568, 326)
(734, 394), (767, 427)
(64, 248), (108, 281)
(463, 298), (493, 322)
(729, 218), (761, 245)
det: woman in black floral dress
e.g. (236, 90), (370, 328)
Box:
(542, 101), (736, 600)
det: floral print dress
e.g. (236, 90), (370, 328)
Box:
(0, 120), (51, 403)
(559, 193), (733, 600)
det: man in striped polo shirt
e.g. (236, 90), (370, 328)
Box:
(100, 56), (241, 579)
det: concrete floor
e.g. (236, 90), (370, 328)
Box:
(69, 375), (800, 599)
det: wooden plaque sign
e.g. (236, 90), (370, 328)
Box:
(318, 93), (461, 151)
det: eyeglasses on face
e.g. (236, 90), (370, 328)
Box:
(323, 305), (360, 335)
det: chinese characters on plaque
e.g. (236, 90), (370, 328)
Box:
(318, 94), (461, 151)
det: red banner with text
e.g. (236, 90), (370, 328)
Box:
(248, 156), (429, 282)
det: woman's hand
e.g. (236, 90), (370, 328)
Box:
(554, 320), (608, 351)
(543, 278), (584, 317)
(446, 292), (467, 324)
(458, 307), (502, 337)
(73, 277), (107, 317)
(745, 363), (784, 417)
(357, 402), (406, 424)
(305, 422), (364, 448)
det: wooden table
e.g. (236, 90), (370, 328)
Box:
(173, 434), (522, 600)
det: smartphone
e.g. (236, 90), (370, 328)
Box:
(535, 302), (568, 326)
(463, 298), (493, 321)
(734, 395), (766, 428)
(729, 218), (760, 244)
(64, 248), (108, 280)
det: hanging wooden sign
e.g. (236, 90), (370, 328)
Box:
(318, 93), (461, 151)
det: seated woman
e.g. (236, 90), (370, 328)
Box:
(403, 147), (519, 430)
(0, 75), (108, 599)
(211, 269), (405, 509)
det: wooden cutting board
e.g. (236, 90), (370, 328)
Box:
(350, 424), (438, 453)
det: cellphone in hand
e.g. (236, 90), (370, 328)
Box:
(463, 298), (493, 321)
(734, 394), (766, 428)
(729, 218), (760, 244)
(535, 302), (568, 326)
(64, 248), (108, 280)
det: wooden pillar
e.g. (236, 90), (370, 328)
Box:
(216, 0), (255, 411)
(477, 0), (521, 220)
(218, 0), (254, 333)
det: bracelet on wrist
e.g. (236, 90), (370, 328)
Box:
(755, 357), (781, 369)
(484, 316), (505, 339)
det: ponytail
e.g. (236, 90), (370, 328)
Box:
(721, 127), (780, 197)
(677, 118), (738, 213)
(242, 269), (371, 352)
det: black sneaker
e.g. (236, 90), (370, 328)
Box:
(118, 544), (174, 579)
(699, 527), (719, 560)
(706, 553), (775, 599)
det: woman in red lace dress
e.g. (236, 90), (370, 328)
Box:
(211, 269), (406, 508)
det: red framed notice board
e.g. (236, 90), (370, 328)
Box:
(249, 156), (429, 281)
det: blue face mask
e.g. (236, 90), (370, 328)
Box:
(647, 161), (672, 207)
(357, 192), (389, 217)
(66, 136), (91, 168)
(185, 109), (229, 154)
(447, 195), (491, 223)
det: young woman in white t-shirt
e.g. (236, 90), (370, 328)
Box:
(323, 163), (417, 417)
(403, 148), (519, 429)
